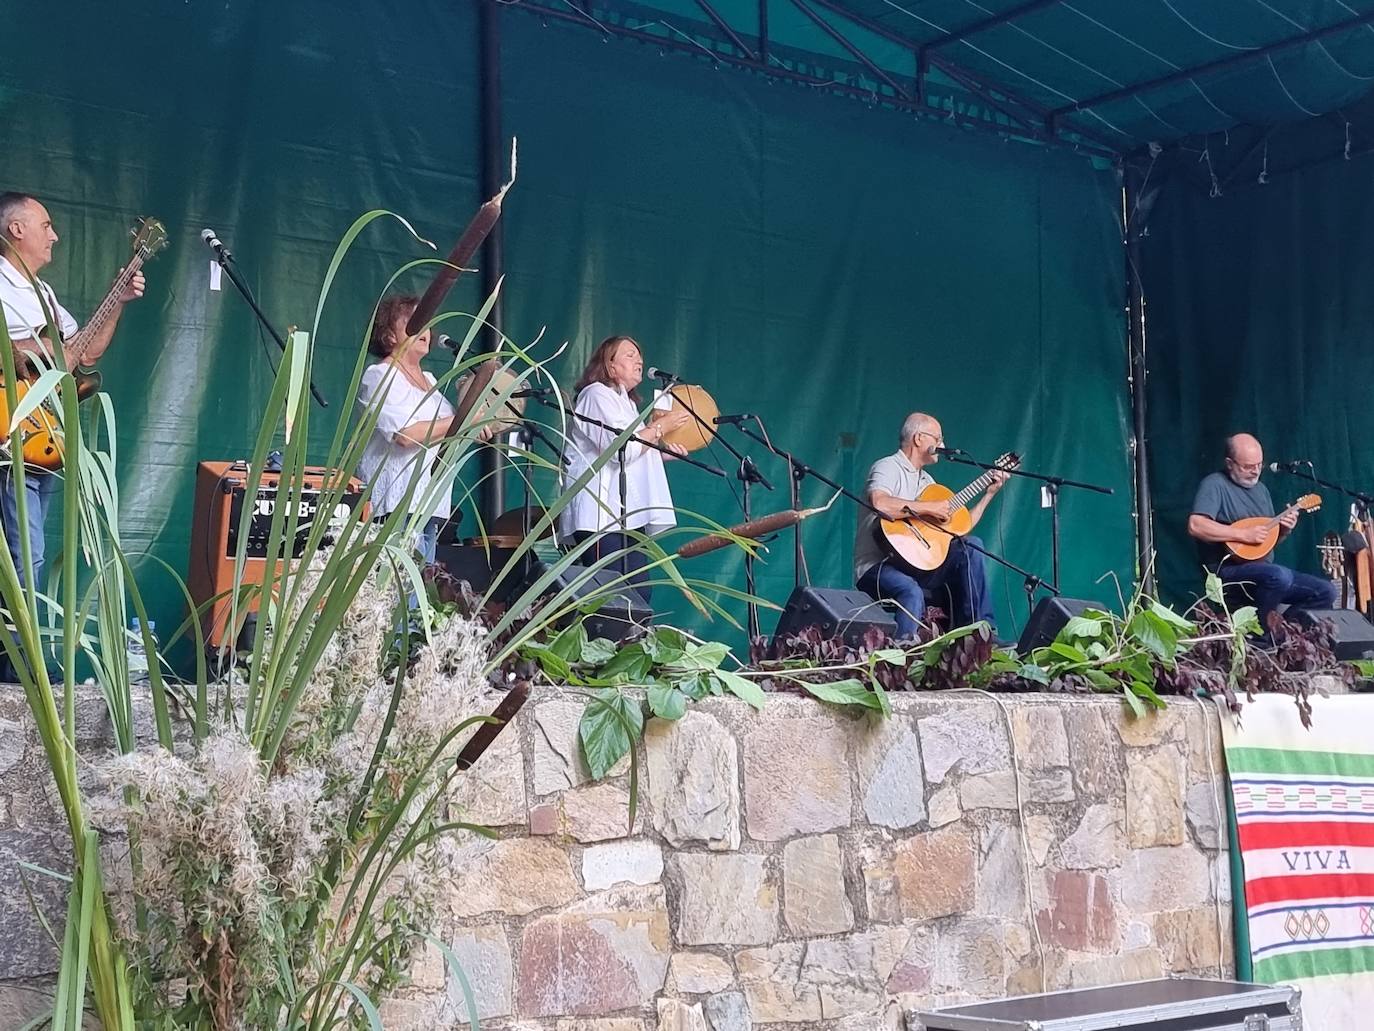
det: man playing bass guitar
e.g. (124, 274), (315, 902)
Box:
(853, 412), (1007, 640)
(0, 192), (146, 595)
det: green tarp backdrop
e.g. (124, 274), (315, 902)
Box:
(1143, 147), (1374, 609)
(2, 0), (1134, 657)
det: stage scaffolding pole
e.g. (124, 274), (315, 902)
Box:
(1124, 166), (1156, 595)
(480, 0), (508, 523)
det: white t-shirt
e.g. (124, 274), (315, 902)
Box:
(0, 256), (78, 344)
(355, 361), (456, 521)
(561, 381), (676, 537)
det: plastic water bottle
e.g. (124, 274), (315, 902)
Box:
(128, 618), (152, 686)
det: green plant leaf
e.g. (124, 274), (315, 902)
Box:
(798, 678), (884, 710)
(582, 636), (618, 667)
(714, 669), (767, 710)
(527, 644), (573, 682)
(580, 689), (645, 779)
(1120, 684), (1147, 718)
(1231, 605), (1262, 638)
(1149, 600), (1194, 632)
(599, 642), (653, 683)
(1205, 571), (1226, 605)
(1083, 668), (1118, 692)
(673, 641), (731, 671)
(1129, 679), (1167, 710)
(642, 626), (688, 664)
(647, 684), (689, 720)
(1062, 615), (1105, 639)
(550, 622), (587, 663)
(1046, 642), (1089, 664)
(1349, 659), (1374, 677)
(1128, 611), (1177, 662)
(869, 648), (907, 665)
(1017, 663), (1050, 685)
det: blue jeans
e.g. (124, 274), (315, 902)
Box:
(1218, 560), (1336, 632)
(857, 536), (996, 640)
(0, 469), (58, 590)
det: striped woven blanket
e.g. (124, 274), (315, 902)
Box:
(1222, 693), (1374, 1027)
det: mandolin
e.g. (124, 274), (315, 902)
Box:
(1224, 493), (1321, 562)
(0, 217), (166, 471)
(876, 451), (1021, 572)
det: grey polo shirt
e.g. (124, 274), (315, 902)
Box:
(854, 450), (933, 582)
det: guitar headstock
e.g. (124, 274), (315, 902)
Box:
(129, 217), (168, 260)
(1296, 493), (1322, 513)
(1320, 531), (1345, 581)
(993, 451), (1022, 472)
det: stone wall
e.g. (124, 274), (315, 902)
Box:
(0, 688), (1235, 1030)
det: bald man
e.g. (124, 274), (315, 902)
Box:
(1187, 432), (1335, 638)
(853, 412), (1006, 640)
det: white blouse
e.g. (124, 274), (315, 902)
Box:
(356, 361), (456, 521)
(561, 382), (676, 537)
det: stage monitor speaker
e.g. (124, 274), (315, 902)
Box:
(1017, 597), (1108, 654)
(770, 586), (897, 652)
(516, 561), (653, 643)
(1285, 607), (1374, 660)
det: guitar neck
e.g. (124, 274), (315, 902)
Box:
(67, 254), (144, 364)
(949, 468), (997, 510)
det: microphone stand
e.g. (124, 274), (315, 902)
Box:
(207, 243), (328, 408)
(720, 419), (1058, 623)
(659, 384), (774, 640)
(533, 394), (724, 599)
(939, 453), (1113, 592)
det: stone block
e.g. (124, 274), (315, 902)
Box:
(582, 840), (664, 891)
(410, 939), (447, 991)
(530, 803), (559, 835)
(918, 705), (1009, 783)
(515, 887), (671, 1016)
(860, 845), (901, 924)
(1126, 747), (1186, 847)
(0, 827), (66, 978)
(1120, 846), (1212, 912)
(449, 924), (514, 1020)
(893, 825), (976, 920)
(646, 711), (740, 850)
(563, 781), (638, 842)
(1025, 767), (1076, 803)
(658, 998), (710, 1031)
(1024, 814), (1056, 866)
(927, 785), (961, 828)
(783, 834), (853, 935)
(449, 717), (527, 826)
(1116, 706), (1183, 748)
(932, 917), (1007, 997)
(377, 995), (447, 1030)
(533, 697), (627, 795)
(959, 770), (1016, 810)
(1154, 907), (1226, 974)
(1011, 706), (1070, 769)
(0, 716), (23, 776)
(856, 717), (926, 829)
(449, 838), (580, 918)
(557, 1021), (647, 1031)
(704, 991), (752, 1031)
(1065, 947), (1165, 988)
(669, 951), (734, 994)
(1064, 705), (1124, 798)
(974, 823), (1026, 917)
(1035, 871), (1118, 951)
(671, 853), (779, 945)
(885, 926), (937, 995)
(1059, 804), (1125, 870)
(743, 718), (851, 840)
(1185, 780), (1225, 850)
(737, 929), (908, 1023)
(735, 942), (820, 1023)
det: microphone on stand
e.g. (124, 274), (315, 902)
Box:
(200, 228), (232, 263)
(934, 446), (967, 457)
(646, 366), (680, 385)
(715, 414), (754, 426)
(1268, 460), (1310, 474)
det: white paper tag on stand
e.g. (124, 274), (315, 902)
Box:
(209, 261), (222, 291)
(1040, 484), (1053, 508)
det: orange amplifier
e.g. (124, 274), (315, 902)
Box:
(187, 461), (368, 649)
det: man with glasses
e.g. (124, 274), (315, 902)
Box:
(1187, 432), (1335, 639)
(853, 411), (1005, 640)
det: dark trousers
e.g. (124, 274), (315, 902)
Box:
(572, 531), (652, 606)
(1218, 560), (1337, 631)
(857, 536), (996, 640)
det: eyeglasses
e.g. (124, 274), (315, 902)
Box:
(917, 430), (945, 445)
(1227, 458), (1263, 473)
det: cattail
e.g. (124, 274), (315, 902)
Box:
(677, 508), (823, 559)
(406, 139), (517, 337)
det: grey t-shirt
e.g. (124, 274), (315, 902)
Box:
(1191, 471), (1274, 569)
(854, 451), (934, 582)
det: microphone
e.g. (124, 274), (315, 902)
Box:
(646, 366), (680, 384)
(1268, 461), (1308, 473)
(201, 228), (232, 263)
(714, 414), (753, 426)
(510, 386), (553, 400)
(436, 333), (462, 352)
(934, 446), (966, 457)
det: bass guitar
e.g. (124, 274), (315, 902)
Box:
(876, 451), (1021, 572)
(1225, 493), (1321, 561)
(0, 217), (167, 470)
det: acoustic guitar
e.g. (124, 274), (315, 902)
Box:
(876, 451), (1021, 572)
(0, 217), (167, 471)
(1224, 493), (1321, 561)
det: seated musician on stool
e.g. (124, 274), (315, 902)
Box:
(355, 294), (490, 565)
(561, 335), (689, 605)
(1187, 432), (1335, 640)
(0, 192), (144, 592)
(853, 412), (1006, 640)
